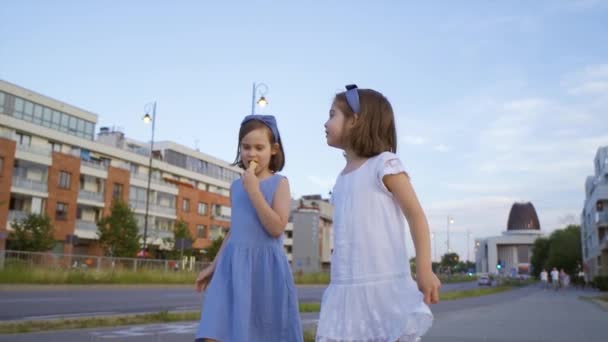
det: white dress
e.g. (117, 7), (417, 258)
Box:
(316, 152), (433, 342)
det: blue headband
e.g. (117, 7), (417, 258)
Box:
(241, 114), (281, 142)
(345, 84), (360, 113)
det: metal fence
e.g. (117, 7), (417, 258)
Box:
(0, 249), (210, 272)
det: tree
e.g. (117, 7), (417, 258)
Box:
(9, 213), (55, 252)
(441, 252), (460, 269)
(546, 225), (581, 276)
(203, 235), (224, 262)
(97, 200), (140, 258)
(163, 218), (194, 259)
(531, 237), (550, 277)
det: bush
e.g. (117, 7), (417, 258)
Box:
(593, 276), (608, 291)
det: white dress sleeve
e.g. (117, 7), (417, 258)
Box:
(376, 152), (409, 194)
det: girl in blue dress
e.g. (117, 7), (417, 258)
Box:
(194, 114), (303, 342)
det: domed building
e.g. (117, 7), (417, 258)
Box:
(475, 202), (544, 275)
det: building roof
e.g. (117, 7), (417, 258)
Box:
(507, 202), (541, 230)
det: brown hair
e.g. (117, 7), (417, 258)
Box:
(334, 88), (397, 157)
(233, 120), (285, 172)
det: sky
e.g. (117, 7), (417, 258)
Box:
(2, 0), (608, 262)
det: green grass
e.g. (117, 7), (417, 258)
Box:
(304, 330), (316, 342)
(596, 295), (608, 303)
(441, 286), (513, 301)
(293, 272), (330, 285)
(2, 266), (496, 286)
(0, 266), (198, 285)
(0, 311), (199, 334)
(299, 302), (321, 312)
(437, 274), (478, 284)
(1, 266), (333, 285)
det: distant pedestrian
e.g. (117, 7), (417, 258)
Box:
(551, 267), (559, 291)
(559, 269), (568, 289)
(540, 269), (549, 290)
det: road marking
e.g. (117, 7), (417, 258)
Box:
(0, 297), (71, 303)
(22, 312), (118, 320)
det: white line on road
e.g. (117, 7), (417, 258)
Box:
(0, 297), (72, 303)
(22, 312), (119, 320)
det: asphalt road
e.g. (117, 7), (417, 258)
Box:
(0, 281), (479, 321)
(2, 286), (605, 342)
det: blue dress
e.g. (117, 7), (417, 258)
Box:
(195, 174), (303, 342)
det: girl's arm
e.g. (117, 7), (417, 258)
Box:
(383, 172), (441, 304)
(247, 177), (291, 237)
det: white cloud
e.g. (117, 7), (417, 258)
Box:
(562, 63), (608, 96)
(568, 81), (608, 95)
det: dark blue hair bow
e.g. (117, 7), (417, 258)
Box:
(241, 114), (281, 142)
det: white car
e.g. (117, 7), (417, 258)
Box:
(478, 274), (492, 286)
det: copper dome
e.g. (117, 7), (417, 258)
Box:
(507, 202), (540, 230)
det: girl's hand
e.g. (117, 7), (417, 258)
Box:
(195, 265), (214, 293)
(416, 269), (441, 305)
(242, 161), (260, 195)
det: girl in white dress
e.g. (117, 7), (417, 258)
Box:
(317, 85), (440, 342)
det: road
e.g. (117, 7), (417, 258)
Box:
(0, 281), (478, 321)
(2, 286), (606, 341)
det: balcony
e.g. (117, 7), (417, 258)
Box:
(81, 159), (108, 171)
(131, 172), (177, 189)
(12, 176), (48, 193)
(130, 200), (176, 216)
(8, 210), (29, 223)
(211, 214), (231, 222)
(78, 190), (104, 203)
(16, 143), (51, 157)
(76, 220), (98, 232)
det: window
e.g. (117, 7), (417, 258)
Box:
(14, 98), (24, 117)
(198, 202), (207, 216)
(49, 141), (62, 152)
(16, 132), (31, 146)
(59, 171), (71, 189)
(210, 225), (225, 240)
(182, 198), (190, 212)
(197, 225), (207, 238)
(23, 101), (33, 119)
(42, 107), (52, 125)
(51, 110), (61, 129)
(56, 202), (68, 220)
(113, 183), (123, 199)
(129, 163), (139, 175)
(32, 105), (42, 123)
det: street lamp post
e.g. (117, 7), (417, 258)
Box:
(447, 216), (454, 253)
(467, 230), (472, 262)
(251, 82), (269, 114)
(141, 102), (157, 256)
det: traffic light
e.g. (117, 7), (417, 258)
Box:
(497, 259), (503, 270)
